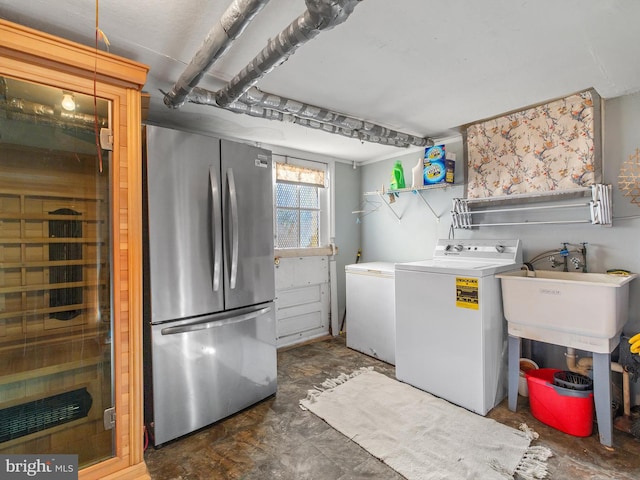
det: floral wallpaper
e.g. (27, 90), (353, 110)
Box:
(465, 90), (599, 199)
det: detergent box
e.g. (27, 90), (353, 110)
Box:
(423, 145), (454, 185)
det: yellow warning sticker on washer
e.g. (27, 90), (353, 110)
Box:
(456, 277), (479, 310)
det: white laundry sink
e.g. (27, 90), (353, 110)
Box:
(496, 270), (637, 352)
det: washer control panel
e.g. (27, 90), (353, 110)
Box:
(435, 239), (522, 263)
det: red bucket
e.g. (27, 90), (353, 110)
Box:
(526, 368), (594, 437)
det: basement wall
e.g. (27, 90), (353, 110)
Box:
(355, 90), (640, 405)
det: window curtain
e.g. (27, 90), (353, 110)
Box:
(276, 162), (325, 187)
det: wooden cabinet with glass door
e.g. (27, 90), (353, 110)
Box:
(0, 19), (149, 479)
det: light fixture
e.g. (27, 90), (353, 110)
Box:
(61, 92), (76, 111)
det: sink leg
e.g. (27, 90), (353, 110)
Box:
(593, 352), (613, 447)
(508, 335), (520, 412)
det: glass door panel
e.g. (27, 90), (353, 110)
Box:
(0, 76), (114, 468)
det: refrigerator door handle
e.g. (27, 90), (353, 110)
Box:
(160, 306), (271, 335)
(210, 166), (223, 292)
(227, 167), (239, 289)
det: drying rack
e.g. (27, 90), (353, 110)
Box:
(451, 184), (612, 229)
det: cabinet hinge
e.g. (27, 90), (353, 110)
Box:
(103, 407), (116, 430)
(99, 128), (114, 151)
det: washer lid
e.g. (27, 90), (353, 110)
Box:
(394, 259), (521, 276)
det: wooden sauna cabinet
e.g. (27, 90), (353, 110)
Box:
(0, 20), (150, 479)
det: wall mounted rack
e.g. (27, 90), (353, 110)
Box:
(451, 184), (612, 229)
(362, 184), (453, 222)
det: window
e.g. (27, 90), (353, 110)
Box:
(275, 161), (326, 249)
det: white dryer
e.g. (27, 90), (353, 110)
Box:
(395, 239), (522, 415)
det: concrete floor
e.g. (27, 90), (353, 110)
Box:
(144, 336), (640, 479)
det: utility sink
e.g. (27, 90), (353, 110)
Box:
(496, 270), (638, 353)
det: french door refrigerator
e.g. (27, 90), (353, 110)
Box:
(142, 125), (276, 447)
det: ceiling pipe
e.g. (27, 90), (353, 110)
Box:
(166, 0), (433, 148)
(236, 105), (413, 148)
(3, 97), (107, 130)
(188, 86), (433, 148)
(242, 87), (433, 147)
(163, 0), (271, 108)
(1, 77), (106, 130)
(226, 101), (371, 142)
(188, 87), (364, 142)
(215, 0), (364, 108)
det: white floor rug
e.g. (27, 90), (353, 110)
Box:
(300, 368), (551, 480)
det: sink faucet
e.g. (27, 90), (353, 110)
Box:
(526, 243), (588, 272)
(570, 256), (584, 270)
(560, 243), (570, 272)
(558, 242), (588, 272)
(579, 242), (588, 273)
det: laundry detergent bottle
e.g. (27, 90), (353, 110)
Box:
(411, 156), (424, 189)
(390, 160), (406, 190)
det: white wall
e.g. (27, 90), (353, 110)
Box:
(334, 161), (362, 329)
(359, 139), (466, 263)
(355, 91), (640, 403)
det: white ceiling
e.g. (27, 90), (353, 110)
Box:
(2, 0), (640, 163)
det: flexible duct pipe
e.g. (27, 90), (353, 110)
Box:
(215, 0), (363, 108)
(225, 100), (410, 147)
(188, 86), (432, 148)
(168, 0), (433, 148)
(242, 87), (355, 128)
(4, 97), (107, 129)
(163, 0), (271, 108)
(241, 87), (433, 147)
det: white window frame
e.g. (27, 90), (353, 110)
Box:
(273, 155), (332, 255)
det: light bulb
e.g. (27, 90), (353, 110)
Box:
(61, 93), (76, 111)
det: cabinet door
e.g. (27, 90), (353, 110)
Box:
(0, 77), (114, 468)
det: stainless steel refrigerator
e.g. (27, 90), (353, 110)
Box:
(142, 125), (276, 447)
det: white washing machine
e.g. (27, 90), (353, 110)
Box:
(345, 262), (395, 364)
(395, 239), (522, 415)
